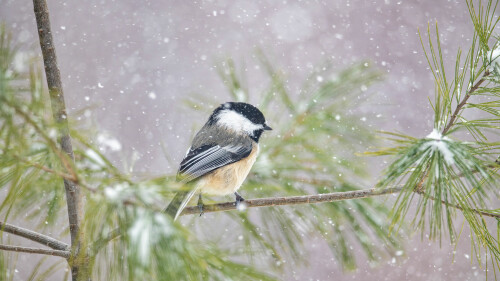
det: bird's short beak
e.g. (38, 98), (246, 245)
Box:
(263, 124), (273, 131)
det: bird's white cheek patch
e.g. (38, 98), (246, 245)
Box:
(216, 110), (262, 134)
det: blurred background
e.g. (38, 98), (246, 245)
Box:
(0, 0), (489, 280)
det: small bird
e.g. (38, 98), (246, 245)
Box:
(165, 102), (272, 220)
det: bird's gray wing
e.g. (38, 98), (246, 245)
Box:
(177, 143), (252, 183)
(167, 143), (252, 220)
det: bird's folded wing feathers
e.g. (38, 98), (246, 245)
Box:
(177, 143), (252, 183)
(168, 143), (253, 220)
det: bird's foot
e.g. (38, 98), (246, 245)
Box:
(234, 191), (245, 207)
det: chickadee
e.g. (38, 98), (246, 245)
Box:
(165, 102), (272, 220)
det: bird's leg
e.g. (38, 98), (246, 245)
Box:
(197, 193), (204, 217)
(234, 191), (245, 206)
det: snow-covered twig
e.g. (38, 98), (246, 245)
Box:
(0, 244), (70, 258)
(0, 221), (69, 251)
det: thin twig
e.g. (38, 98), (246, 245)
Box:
(442, 70), (490, 135)
(0, 221), (69, 251)
(91, 228), (121, 254)
(15, 155), (77, 182)
(414, 190), (500, 219)
(0, 244), (70, 258)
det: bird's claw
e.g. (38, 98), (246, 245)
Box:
(234, 191), (245, 207)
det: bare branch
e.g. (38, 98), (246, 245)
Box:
(180, 186), (403, 216)
(0, 221), (69, 251)
(33, 0), (83, 248)
(0, 244), (70, 259)
(179, 186), (500, 219)
(33, 0), (86, 279)
(442, 71), (490, 135)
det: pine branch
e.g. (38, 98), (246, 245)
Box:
(0, 244), (70, 258)
(94, 175), (500, 253)
(442, 70), (490, 134)
(0, 221), (69, 251)
(92, 187), (404, 251)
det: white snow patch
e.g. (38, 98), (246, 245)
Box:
(426, 129), (442, 140)
(85, 149), (105, 167)
(13, 52), (30, 72)
(423, 129), (454, 165)
(487, 46), (500, 71)
(237, 202), (247, 211)
(235, 89), (246, 102)
(128, 210), (152, 263)
(97, 133), (122, 152)
(128, 210), (173, 265)
(104, 183), (127, 201)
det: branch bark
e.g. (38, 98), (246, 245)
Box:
(33, 0), (86, 280)
(0, 221), (69, 251)
(442, 71), (490, 135)
(180, 186), (403, 215)
(180, 186), (500, 219)
(0, 244), (70, 259)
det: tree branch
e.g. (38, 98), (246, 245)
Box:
(33, 0), (83, 248)
(0, 244), (70, 259)
(179, 186), (500, 219)
(442, 70), (490, 135)
(92, 187), (404, 251)
(94, 178), (500, 253)
(33, 0), (86, 279)
(180, 187), (403, 215)
(0, 221), (69, 251)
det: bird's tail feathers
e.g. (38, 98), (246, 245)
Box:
(164, 186), (200, 221)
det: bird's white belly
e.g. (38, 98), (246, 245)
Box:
(196, 144), (258, 196)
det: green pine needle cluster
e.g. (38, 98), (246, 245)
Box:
(371, 0), (500, 275)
